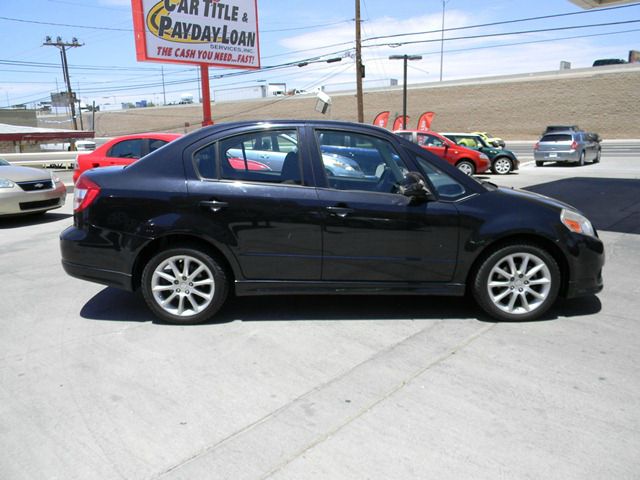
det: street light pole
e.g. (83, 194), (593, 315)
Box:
(389, 54), (422, 129)
(440, 0), (450, 82)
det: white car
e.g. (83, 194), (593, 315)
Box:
(0, 158), (67, 217)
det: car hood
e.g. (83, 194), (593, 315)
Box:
(494, 185), (578, 213)
(0, 165), (52, 182)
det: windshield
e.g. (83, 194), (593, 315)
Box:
(0, 158), (10, 166)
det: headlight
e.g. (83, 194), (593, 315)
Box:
(50, 172), (61, 183)
(0, 178), (15, 189)
(561, 209), (595, 237)
(479, 153), (489, 160)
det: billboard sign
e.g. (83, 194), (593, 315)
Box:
(131, 0), (260, 69)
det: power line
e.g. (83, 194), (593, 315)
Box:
(365, 19), (640, 49)
(363, 2), (640, 43)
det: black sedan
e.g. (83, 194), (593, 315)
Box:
(60, 120), (604, 324)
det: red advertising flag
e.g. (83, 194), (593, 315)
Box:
(372, 111), (390, 128)
(417, 112), (435, 131)
(392, 115), (410, 131)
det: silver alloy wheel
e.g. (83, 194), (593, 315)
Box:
(486, 252), (552, 315)
(151, 254), (215, 317)
(457, 161), (474, 175)
(493, 157), (512, 174)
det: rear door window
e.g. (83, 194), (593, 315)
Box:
(192, 129), (304, 184)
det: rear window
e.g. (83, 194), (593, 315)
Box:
(541, 134), (572, 142)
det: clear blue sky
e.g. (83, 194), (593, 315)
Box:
(1, 0), (638, 107)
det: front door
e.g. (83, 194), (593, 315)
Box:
(313, 128), (459, 283)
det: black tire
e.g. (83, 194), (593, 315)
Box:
(594, 148), (601, 163)
(578, 151), (585, 166)
(472, 243), (561, 322)
(491, 157), (513, 175)
(535, 160), (544, 167)
(456, 160), (475, 175)
(141, 246), (228, 325)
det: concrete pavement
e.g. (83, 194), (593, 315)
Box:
(0, 155), (638, 480)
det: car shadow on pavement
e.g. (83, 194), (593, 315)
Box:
(80, 287), (601, 325)
(0, 212), (72, 229)
(80, 288), (155, 322)
(525, 177), (640, 235)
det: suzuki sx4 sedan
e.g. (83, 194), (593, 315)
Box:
(60, 121), (603, 324)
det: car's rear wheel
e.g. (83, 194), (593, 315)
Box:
(492, 157), (513, 175)
(578, 151), (585, 166)
(594, 148), (601, 163)
(141, 247), (228, 325)
(472, 244), (560, 321)
(456, 160), (475, 175)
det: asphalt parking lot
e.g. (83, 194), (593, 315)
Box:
(1, 156), (639, 479)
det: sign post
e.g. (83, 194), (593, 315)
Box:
(201, 64), (212, 126)
(131, 0), (260, 126)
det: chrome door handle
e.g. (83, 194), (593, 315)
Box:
(326, 206), (354, 218)
(199, 200), (228, 212)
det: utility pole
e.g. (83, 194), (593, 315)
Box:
(355, 0), (364, 123)
(43, 36), (83, 130)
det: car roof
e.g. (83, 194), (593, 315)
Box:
(440, 132), (481, 137)
(540, 131), (577, 137)
(108, 132), (182, 141)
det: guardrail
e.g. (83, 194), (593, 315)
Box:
(2, 151), (77, 169)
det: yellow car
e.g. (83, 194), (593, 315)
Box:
(472, 131), (505, 149)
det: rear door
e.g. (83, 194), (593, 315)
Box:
(184, 125), (323, 281)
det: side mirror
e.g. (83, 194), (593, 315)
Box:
(398, 172), (435, 202)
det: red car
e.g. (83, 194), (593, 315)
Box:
(73, 132), (270, 183)
(73, 133), (181, 183)
(394, 130), (490, 175)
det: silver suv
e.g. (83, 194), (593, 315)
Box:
(534, 130), (601, 167)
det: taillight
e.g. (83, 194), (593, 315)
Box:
(570, 140), (578, 150)
(73, 176), (101, 212)
(533, 142), (539, 150)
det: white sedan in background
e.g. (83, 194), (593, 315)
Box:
(0, 158), (67, 217)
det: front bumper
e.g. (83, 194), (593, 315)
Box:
(0, 181), (66, 216)
(563, 232), (605, 298)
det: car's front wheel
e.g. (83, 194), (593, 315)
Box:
(535, 160), (544, 167)
(492, 157), (513, 175)
(141, 246), (228, 324)
(472, 244), (560, 321)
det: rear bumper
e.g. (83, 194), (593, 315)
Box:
(534, 150), (580, 163)
(62, 259), (133, 290)
(60, 225), (138, 291)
